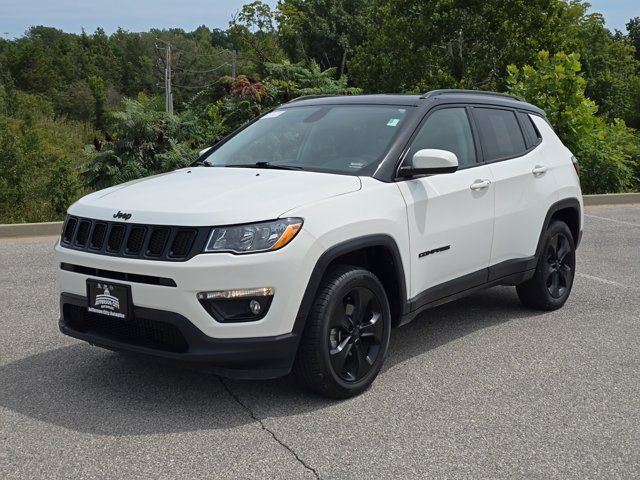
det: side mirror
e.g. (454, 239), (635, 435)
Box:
(199, 146), (213, 157)
(399, 149), (458, 177)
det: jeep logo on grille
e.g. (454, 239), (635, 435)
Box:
(113, 211), (132, 221)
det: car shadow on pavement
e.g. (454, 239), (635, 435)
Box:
(0, 286), (546, 436)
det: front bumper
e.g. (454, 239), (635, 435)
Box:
(54, 228), (321, 339)
(59, 293), (299, 379)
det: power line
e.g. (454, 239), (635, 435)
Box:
(171, 80), (222, 90)
(158, 42), (232, 60)
(173, 62), (230, 74)
(154, 39), (239, 96)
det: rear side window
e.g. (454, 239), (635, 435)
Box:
(473, 108), (526, 161)
(517, 112), (541, 148)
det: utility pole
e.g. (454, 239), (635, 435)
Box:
(231, 49), (237, 78)
(164, 43), (173, 115)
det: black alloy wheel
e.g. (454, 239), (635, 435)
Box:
(328, 286), (384, 382)
(517, 220), (576, 310)
(545, 232), (574, 299)
(294, 265), (392, 398)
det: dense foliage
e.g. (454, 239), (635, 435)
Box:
(507, 51), (638, 193)
(0, 1), (639, 222)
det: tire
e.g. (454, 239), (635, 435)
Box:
(517, 220), (576, 310)
(293, 265), (392, 399)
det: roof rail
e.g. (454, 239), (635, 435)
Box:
(286, 94), (335, 104)
(420, 89), (523, 102)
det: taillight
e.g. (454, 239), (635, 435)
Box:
(571, 155), (580, 176)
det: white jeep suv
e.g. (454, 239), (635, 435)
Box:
(56, 90), (583, 398)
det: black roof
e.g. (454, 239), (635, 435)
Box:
(282, 90), (545, 116)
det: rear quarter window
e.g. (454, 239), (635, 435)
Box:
(517, 112), (542, 148)
(473, 107), (527, 161)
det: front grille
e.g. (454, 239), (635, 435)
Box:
(74, 220), (91, 246)
(64, 304), (188, 353)
(90, 223), (107, 250)
(63, 218), (77, 243)
(147, 228), (170, 257)
(59, 216), (207, 261)
(107, 225), (126, 252)
(170, 229), (197, 258)
(126, 227), (146, 254)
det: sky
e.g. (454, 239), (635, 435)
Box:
(0, 0), (637, 40)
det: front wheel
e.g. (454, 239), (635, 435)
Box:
(293, 265), (392, 399)
(517, 220), (576, 310)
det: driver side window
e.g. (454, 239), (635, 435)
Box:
(408, 108), (477, 168)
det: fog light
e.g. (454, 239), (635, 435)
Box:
(196, 287), (274, 323)
(197, 287), (274, 300)
(249, 299), (261, 315)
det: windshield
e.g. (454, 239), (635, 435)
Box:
(202, 105), (409, 175)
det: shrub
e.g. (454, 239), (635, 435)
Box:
(507, 51), (640, 193)
(84, 99), (200, 189)
(0, 92), (88, 223)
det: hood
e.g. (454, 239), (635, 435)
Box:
(69, 167), (362, 226)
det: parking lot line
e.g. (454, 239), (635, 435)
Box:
(576, 272), (639, 290)
(584, 213), (640, 227)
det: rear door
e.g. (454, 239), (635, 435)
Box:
(395, 107), (495, 307)
(470, 107), (559, 278)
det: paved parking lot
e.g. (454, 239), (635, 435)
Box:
(1, 204), (639, 479)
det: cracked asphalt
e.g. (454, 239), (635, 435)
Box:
(1, 204), (639, 479)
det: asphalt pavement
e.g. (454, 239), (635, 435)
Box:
(1, 204), (639, 479)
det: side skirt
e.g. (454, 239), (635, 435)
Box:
(398, 257), (536, 327)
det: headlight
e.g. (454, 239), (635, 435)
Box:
(204, 218), (303, 254)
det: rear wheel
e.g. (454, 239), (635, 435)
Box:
(293, 265), (391, 399)
(517, 220), (576, 310)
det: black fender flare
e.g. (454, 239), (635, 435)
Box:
(291, 234), (408, 337)
(535, 197), (582, 258)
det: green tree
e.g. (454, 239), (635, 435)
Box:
(84, 99), (200, 189)
(277, 0), (372, 75)
(228, 1), (286, 75)
(88, 76), (107, 130)
(0, 91), (87, 223)
(507, 51), (639, 193)
(564, 12), (640, 128)
(350, 0), (582, 93)
(627, 17), (640, 60)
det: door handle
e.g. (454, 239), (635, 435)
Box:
(470, 179), (491, 191)
(532, 165), (548, 176)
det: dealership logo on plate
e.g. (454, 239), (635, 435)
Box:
(94, 285), (120, 311)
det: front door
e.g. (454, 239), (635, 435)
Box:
(395, 107), (495, 308)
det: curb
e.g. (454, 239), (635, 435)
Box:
(583, 193), (640, 206)
(0, 221), (63, 239)
(1, 193), (638, 239)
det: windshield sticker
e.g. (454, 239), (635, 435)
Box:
(387, 118), (400, 127)
(262, 111), (285, 119)
(349, 162), (366, 169)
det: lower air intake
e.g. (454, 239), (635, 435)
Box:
(64, 304), (188, 353)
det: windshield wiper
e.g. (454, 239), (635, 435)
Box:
(191, 159), (213, 167)
(226, 162), (304, 171)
